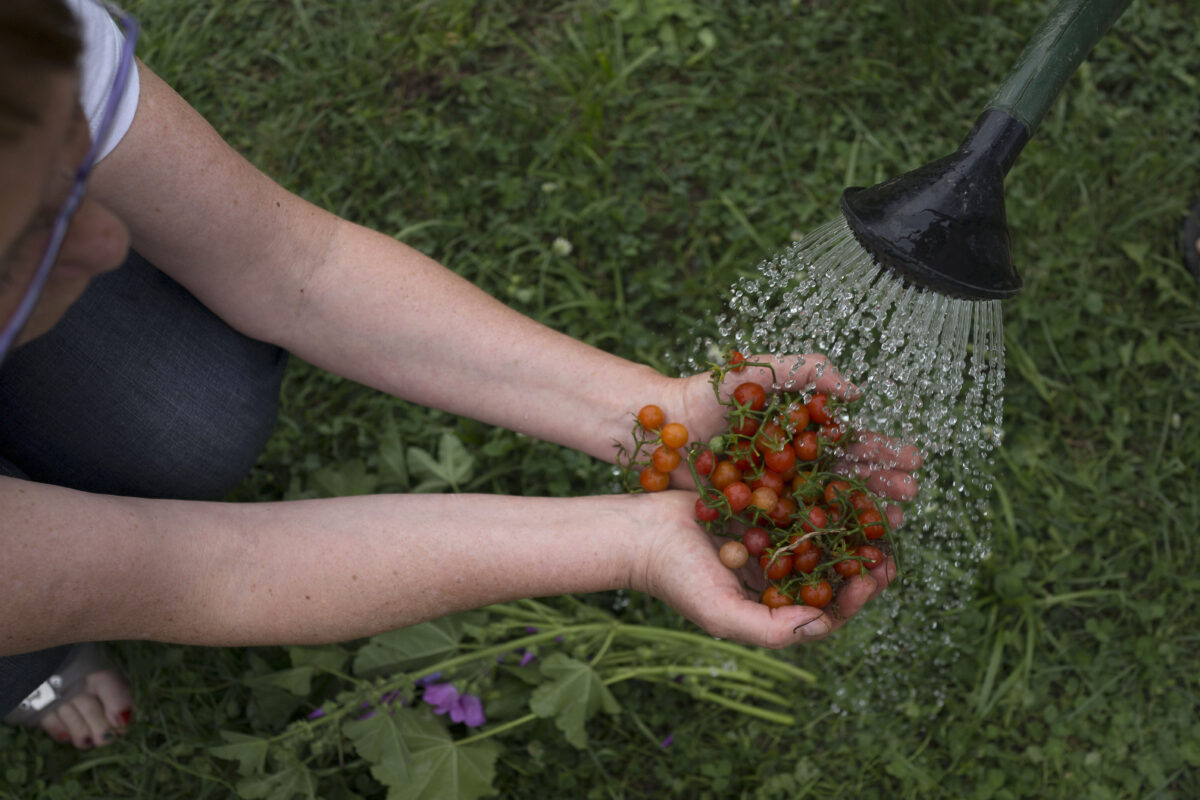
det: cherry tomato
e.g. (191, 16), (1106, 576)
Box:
(760, 552), (794, 581)
(855, 545), (885, 570)
(820, 422), (844, 444)
(750, 486), (778, 514)
(794, 430), (819, 461)
(834, 555), (864, 578)
(637, 405), (665, 431)
(788, 534), (815, 554)
(793, 546), (822, 574)
(767, 495), (797, 527)
(639, 467), (670, 492)
(661, 422), (689, 449)
(742, 527), (771, 557)
(750, 470), (785, 494)
(693, 447), (716, 478)
(762, 442), (796, 474)
(786, 401), (810, 431)
(732, 382), (767, 411)
(800, 580), (833, 608)
(729, 441), (759, 472)
(723, 481), (752, 513)
(824, 479), (852, 505)
(694, 494), (721, 522)
(801, 505), (827, 532)
(728, 351), (747, 372)
(761, 586), (794, 608)
(806, 393), (833, 425)
(859, 508), (886, 539)
(849, 491), (875, 513)
(755, 421), (788, 453)
(719, 540), (749, 570)
(730, 416), (760, 438)
(652, 446), (682, 473)
(710, 460), (742, 491)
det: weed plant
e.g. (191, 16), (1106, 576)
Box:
(2, 1), (1198, 798)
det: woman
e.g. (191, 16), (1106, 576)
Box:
(0, 0), (919, 750)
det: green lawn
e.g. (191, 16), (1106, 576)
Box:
(3, 1), (1198, 798)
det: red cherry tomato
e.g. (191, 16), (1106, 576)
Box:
(855, 545), (885, 570)
(824, 479), (852, 505)
(760, 551), (794, 581)
(801, 505), (827, 532)
(767, 495), (796, 526)
(793, 546), (821, 574)
(761, 586), (794, 608)
(723, 481), (752, 513)
(733, 382), (767, 411)
(755, 421), (788, 453)
(742, 527), (771, 557)
(750, 470), (785, 494)
(750, 486), (778, 514)
(730, 416), (760, 438)
(786, 402), (810, 431)
(834, 556), (864, 578)
(762, 442), (796, 474)
(820, 422), (844, 444)
(694, 495), (721, 522)
(859, 509), (887, 539)
(794, 430), (819, 461)
(800, 580), (833, 608)
(806, 393), (833, 425)
(693, 447), (716, 478)
(728, 351), (747, 372)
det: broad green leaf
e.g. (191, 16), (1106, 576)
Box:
(393, 707), (501, 800)
(243, 666), (313, 696)
(344, 710), (413, 790)
(310, 459), (378, 497)
(407, 432), (474, 493)
(287, 644), (348, 673)
(354, 617), (463, 676)
(528, 653), (621, 749)
(209, 731), (269, 777)
(235, 754), (317, 800)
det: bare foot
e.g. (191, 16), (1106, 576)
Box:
(37, 667), (134, 749)
(5, 644), (135, 749)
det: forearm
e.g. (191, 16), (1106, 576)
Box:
(278, 219), (670, 461)
(1, 478), (647, 655)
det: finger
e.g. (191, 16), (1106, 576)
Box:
(866, 470), (919, 502)
(840, 431), (922, 470)
(832, 573), (879, 620)
(885, 504), (905, 531)
(704, 594), (831, 649)
(725, 354), (860, 402)
(867, 557), (898, 600)
(38, 712), (72, 745)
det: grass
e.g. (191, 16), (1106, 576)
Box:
(3, 0), (1199, 797)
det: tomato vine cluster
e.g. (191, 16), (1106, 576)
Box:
(619, 353), (901, 610)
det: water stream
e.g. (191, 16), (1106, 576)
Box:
(693, 216), (1007, 714)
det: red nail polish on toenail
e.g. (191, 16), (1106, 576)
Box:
(81, 737), (93, 748)
(58, 732), (70, 742)
(119, 709), (133, 725)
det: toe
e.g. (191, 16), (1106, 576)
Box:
(86, 668), (134, 731)
(48, 702), (94, 749)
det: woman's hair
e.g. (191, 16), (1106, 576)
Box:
(0, 0), (81, 131)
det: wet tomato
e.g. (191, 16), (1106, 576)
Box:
(730, 416), (760, 438)
(855, 545), (884, 570)
(762, 442), (796, 474)
(824, 479), (852, 505)
(806, 393), (833, 425)
(794, 430), (819, 461)
(786, 401), (810, 431)
(858, 509), (886, 539)
(733, 382), (767, 411)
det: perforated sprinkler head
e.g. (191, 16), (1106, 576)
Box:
(840, 110), (1029, 301)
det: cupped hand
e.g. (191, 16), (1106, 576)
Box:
(665, 353), (922, 501)
(630, 491), (897, 649)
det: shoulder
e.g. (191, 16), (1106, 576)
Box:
(63, 0), (141, 162)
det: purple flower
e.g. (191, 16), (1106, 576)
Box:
(451, 694), (486, 728)
(306, 707), (326, 720)
(525, 627), (538, 634)
(357, 709), (377, 721)
(415, 672), (443, 686)
(422, 682), (460, 715)
(519, 650), (536, 667)
(422, 682), (487, 728)
(380, 690), (402, 707)
(660, 734), (674, 748)
(554, 635), (565, 643)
